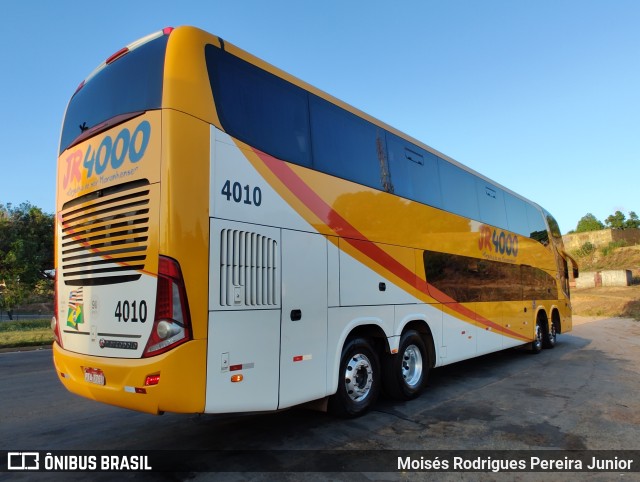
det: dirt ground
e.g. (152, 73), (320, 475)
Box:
(571, 285), (640, 320)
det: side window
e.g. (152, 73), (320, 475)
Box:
(504, 193), (530, 237)
(423, 251), (522, 302)
(476, 181), (507, 229)
(386, 133), (442, 208)
(544, 210), (562, 240)
(205, 45), (312, 168)
(438, 159), (480, 221)
(309, 95), (384, 190)
(522, 266), (557, 300)
(526, 204), (550, 245)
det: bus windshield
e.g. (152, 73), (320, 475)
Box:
(59, 33), (168, 154)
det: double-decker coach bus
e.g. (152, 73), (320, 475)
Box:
(53, 26), (578, 417)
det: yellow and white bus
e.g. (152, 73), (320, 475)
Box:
(53, 26), (577, 417)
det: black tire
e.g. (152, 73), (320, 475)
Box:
(543, 319), (557, 349)
(383, 330), (429, 400)
(529, 317), (544, 354)
(328, 337), (381, 417)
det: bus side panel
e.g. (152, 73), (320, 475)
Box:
(338, 239), (417, 307)
(278, 229), (328, 409)
(210, 127), (312, 233)
(475, 302), (505, 355)
(205, 310), (280, 413)
(440, 305), (477, 365)
(205, 219), (281, 413)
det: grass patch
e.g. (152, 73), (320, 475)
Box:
(0, 319), (54, 349)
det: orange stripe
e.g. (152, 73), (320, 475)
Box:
(252, 148), (527, 341)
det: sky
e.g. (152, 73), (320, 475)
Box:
(1, 0), (638, 234)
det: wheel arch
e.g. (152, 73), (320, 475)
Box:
(551, 307), (562, 334)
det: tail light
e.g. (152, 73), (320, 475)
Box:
(143, 256), (192, 357)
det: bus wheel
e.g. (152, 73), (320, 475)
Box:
(530, 318), (544, 354)
(543, 320), (557, 349)
(328, 337), (380, 417)
(383, 330), (428, 400)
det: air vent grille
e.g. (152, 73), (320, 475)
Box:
(220, 229), (278, 306)
(60, 182), (150, 286)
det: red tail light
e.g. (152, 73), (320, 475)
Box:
(143, 256), (192, 357)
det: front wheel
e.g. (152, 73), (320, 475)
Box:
(383, 330), (429, 400)
(328, 337), (381, 417)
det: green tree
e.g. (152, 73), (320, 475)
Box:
(625, 211), (640, 229)
(605, 210), (627, 229)
(0, 202), (54, 316)
(575, 213), (604, 232)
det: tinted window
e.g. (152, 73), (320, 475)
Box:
(544, 210), (562, 240)
(206, 45), (312, 167)
(438, 160), (480, 221)
(504, 193), (530, 236)
(476, 181), (507, 228)
(386, 133), (442, 208)
(522, 265), (557, 300)
(60, 34), (168, 154)
(424, 251), (557, 302)
(424, 251), (522, 302)
(309, 96), (385, 190)
(526, 204), (549, 245)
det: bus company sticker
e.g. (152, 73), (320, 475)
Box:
(478, 224), (519, 260)
(66, 287), (85, 330)
(62, 120), (151, 196)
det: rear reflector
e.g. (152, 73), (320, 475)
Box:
(145, 374), (161, 386)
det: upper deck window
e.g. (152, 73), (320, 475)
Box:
(60, 34), (168, 154)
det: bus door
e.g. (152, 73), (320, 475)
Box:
(205, 220), (281, 413)
(278, 230), (328, 409)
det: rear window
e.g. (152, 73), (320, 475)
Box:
(59, 34), (168, 154)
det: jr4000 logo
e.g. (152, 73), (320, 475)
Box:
(62, 120), (151, 191)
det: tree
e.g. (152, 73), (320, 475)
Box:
(605, 210), (627, 230)
(625, 211), (640, 229)
(575, 213), (604, 233)
(0, 202), (54, 315)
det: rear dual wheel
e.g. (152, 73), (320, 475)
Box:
(383, 330), (429, 400)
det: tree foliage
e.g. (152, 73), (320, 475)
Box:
(605, 210), (640, 230)
(575, 213), (604, 233)
(0, 202), (54, 310)
(575, 210), (639, 233)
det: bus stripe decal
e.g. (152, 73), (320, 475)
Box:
(250, 148), (526, 341)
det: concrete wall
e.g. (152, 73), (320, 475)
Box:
(563, 228), (640, 252)
(575, 270), (632, 289)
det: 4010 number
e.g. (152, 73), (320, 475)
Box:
(221, 180), (262, 206)
(114, 300), (148, 323)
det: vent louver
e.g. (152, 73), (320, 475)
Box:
(220, 229), (278, 306)
(60, 181), (150, 286)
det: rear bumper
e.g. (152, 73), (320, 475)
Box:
(53, 339), (207, 414)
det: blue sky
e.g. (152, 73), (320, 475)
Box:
(1, 0), (638, 233)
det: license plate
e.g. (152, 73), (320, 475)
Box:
(83, 367), (105, 386)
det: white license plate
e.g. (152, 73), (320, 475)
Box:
(83, 367), (105, 386)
